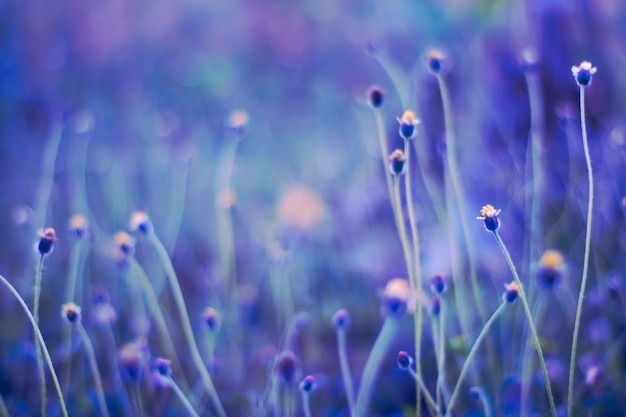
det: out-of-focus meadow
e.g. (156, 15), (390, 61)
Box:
(1, 0), (626, 416)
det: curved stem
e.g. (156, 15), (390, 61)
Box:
(130, 258), (190, 391)
(403, 139), (425, 417)
(392, 177), (414, 286)
(437, 75), (484, 321)
(0, 394), (8, 417)
(302, 392), (312, 417)
(521, 296), (547, 417)
(493, 231), (557, 417)
(568, 85), (594, 417)
(77, 323), (110, 417)
(0, 274), (68, 417)
(63, 240), (84, 391)
(168, 376), (200, 417)
(354, 317), (399, 417)
(444, 302), (507, 417)
(147, 232), (227, 417)
(34, 255), (46, 416)
(404, 367), (442, 417)
(437, 300), (445, 410)
(336, 328), (356, 417)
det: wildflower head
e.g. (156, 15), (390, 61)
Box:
(426, 49), (446, 74)
(536, 250), (565, 290)
(119, 338), (148, 381)
(201, 307), (220, 331)
(274, 351), (298, 385)
(61, 302), (82, 324)
(571, 61), (597, 87)
(430, 274), (447, 295)
(381, 278), (412, 317)
(367, 86), (385, 109)
(114, 231), (135, 256)
(92, 285), (117, 325)
(519, 47), (539, 72)
(227, 109), (249, 135)
(503, 281), (520, 304)
(431, 296), (441, 316)
(396, 110), (420, 140)
(388, 149), (406, 177)
(332, 309), (351, 330)
(299, 375), (316, 393)
(397, 351), (413, 370)
(129, 211), (151, 235)
(154, 357), (172, 377)
(69, 215), (88, 239)
(607, 277), (620, 299)
(477, 205), (501, 232)
(38, 228), (57, 256)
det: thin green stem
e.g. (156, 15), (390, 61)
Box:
(302, 392), (312, 417)
(168, 376), (200, 417)
(130, 383), (144, 417)
(405, 367), (442, 417)
(403, 139), (425, 417)
(470, 387), (493, 417)
(0, 274), (68, 417)
(374, 110), (396, 215)
(437, 301), (445, 411)
(63, 240), (84, 391)
(33, 120), (63, 233)
(436, 75), (485, 321)
(147, 232), (227, 417)
(568, 85), (594, 417)
(336, 328), (355, 417)
(392, 177), (414, 284)
(493, 231), (557, 417)
(103, 320), (135, 417)
(34, 255), (46, 416)
(77, 322), (111, 417)
(523, 70), (545, 300)
(355, 317), (399, 417)
(444, 302), (507, 417)
(130, 257), (190, 392)
(521, 296), (547, 417)
(0, 394), (9, 417)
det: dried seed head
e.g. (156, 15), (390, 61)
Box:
(426, 49), (446, 74)
(503, 281), (520, 303)
(300, 375), (316, 393)
(430, 274), (446, 295)
(367, 86), (385, 109)
(69, 215), (88, 239)
(119, 338), (148, 381)
(227, 109), (249, 135)
(38, 228), (57, 256)
(519, 47), (539, 72)
(396, 110), (420, 140)
(382, 278), (412, 317)
(129, 211), (151, 235)
(571, 61), (597, 87)
(332, 309), (351, 330)
(201, 307), (221, 331)
(154, 357), (172, 377)
(389, 149), (406, 177)
(114, 231), (135, 256)
(536, 250), (565, 290)
(477, 204), (501, 232)
(397, 351), (413, 370)
(274, 351), (298, 385)
(61, 302), (82, 324)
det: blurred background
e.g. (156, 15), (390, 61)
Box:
(1, 0), (626, 415)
